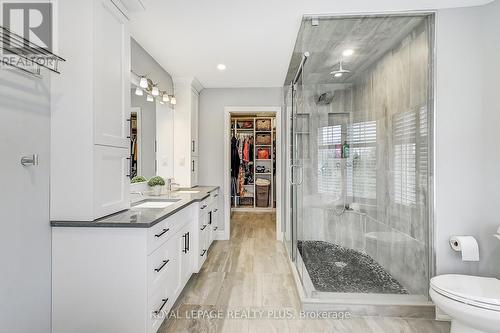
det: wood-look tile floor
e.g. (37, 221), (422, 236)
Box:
(159, 212), (450, 333)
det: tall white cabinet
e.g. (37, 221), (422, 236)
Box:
(51, 0), (132, 221)
(173, 77), (203, 188)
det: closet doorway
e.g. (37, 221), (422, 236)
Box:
(223, 107), (282, 241)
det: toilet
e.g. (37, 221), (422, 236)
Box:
(430, 274), (500, 333)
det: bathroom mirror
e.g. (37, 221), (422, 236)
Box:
(129, 85), (175, 182)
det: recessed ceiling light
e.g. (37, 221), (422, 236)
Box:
(217, 64), (226, 71)
(342, 49), (354, 57)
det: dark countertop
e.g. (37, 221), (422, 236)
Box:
(50, 186), (219, 228)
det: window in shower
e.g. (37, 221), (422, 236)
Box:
(347, 120), (377, 200)
(317, 125), (342, 195)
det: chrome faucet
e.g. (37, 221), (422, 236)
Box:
(166, 178), (180, 192)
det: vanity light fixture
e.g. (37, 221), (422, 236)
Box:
(135, 87), (143, 96)
(342, 49), (354, 57)
(139, 76), (148, 88)
(162, 92), (170, 103)
(146, 94), (154, 102)
(170, 96), (177, 105)
(151, 85), (159, 96)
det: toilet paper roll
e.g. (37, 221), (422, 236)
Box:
(450, 236), (480, 261)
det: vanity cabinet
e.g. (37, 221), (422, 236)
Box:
(52, 204), (197, 333)
(51, 0), (132, 221)
(173, 77), (202, 188)
(194, 189), (219, 272)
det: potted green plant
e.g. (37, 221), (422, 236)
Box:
(148, 176), (165, 196)
(131, 175), (147, 184)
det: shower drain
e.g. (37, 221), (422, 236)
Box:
(334, 261), (347, 268)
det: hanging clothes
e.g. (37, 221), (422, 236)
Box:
(231, 136), (240, 178)
(242, 137), (250, 162)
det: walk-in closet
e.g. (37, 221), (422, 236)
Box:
(230, 114), (276, 210)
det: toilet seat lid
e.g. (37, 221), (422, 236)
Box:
(431, 274), (500, 308)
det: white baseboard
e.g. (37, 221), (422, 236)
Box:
(215, 230), (229, 241)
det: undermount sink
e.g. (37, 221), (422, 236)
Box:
(175, 190), (200, 194)
(133, 199), (180, 209)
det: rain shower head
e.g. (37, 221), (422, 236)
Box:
(330, 61), (350, 78)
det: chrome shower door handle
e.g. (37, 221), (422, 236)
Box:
(289, 164), (304, 185)
(21, 154), (38, 166)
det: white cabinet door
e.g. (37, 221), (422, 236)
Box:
(94, 145), (130, 219)
(178, 225), (192, 290)
(190, 156), (198, 187)
(190, 88), (199, 156)
(94, 0), (130, 148)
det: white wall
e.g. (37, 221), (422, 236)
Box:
(198, 88), (282, 229)
(478, 0), (500, 277)
(435, 1), (500, 278)
(0, 70), (51, 332)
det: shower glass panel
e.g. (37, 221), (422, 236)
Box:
(284, 14), (434, 301)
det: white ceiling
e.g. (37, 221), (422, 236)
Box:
(130, 0), (492, 88)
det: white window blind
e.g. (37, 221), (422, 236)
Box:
(347, 121), (377, 199)
(317, 125), (342, 195)
(393, 111), (417, 206)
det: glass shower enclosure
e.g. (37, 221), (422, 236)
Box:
(284, 13), (434, 303)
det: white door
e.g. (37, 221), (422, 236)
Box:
(0, 72), (51, 332)
(94, 0), (130, 148)
(190, 88), (199, 156)
(156, 102), (174, 179)
(178, 226), (192, 288)
(94, 145), (130, 218)
(190, 156), (198, 187)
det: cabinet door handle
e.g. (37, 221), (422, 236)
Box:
(155, 228), (170, 238)
(153, 298), (169, 315)
(214, 194), (218, 198)
(182, 233), (187, 253)
(200, 224), (207, 231)
(201, 204), (207, 209)
(200, 249), (207, 257)
(187, 232), (190, 251)
(208, 212), (212, 225)
(214, 226), (218, 231)
(154, 260), (170, 273)
(214, 209), (218, 212)
(191, 160), (195, 172)
(192, 140), (195, 152)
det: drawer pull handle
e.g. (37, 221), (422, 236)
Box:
(214, 227), (218, 231)
(153, 298), (169, 315)
(200, 249), (207, 257)
(155, 228), (170, 238)
(154, 259), (170, 273)
(200, 225), (207, 231)
(214, 209), (218, 212)
(214, 194), (218, 197)
(200, 204), (207, 209)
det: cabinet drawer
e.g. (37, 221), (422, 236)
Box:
(148, 283), (173, 333)
(147, 204), (195, 254)
(147, 239), (177, 293)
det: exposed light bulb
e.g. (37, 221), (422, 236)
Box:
(135, 87), (143, 96)
(139, 76), (148, 88)
(146, 94), (154, 102)
(162, 93), (170, 103)
(334, 72), (343, 78)
(170, 96), (177, 105)
(342, 49), (354, 57)
(151, 85), (159, 96)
